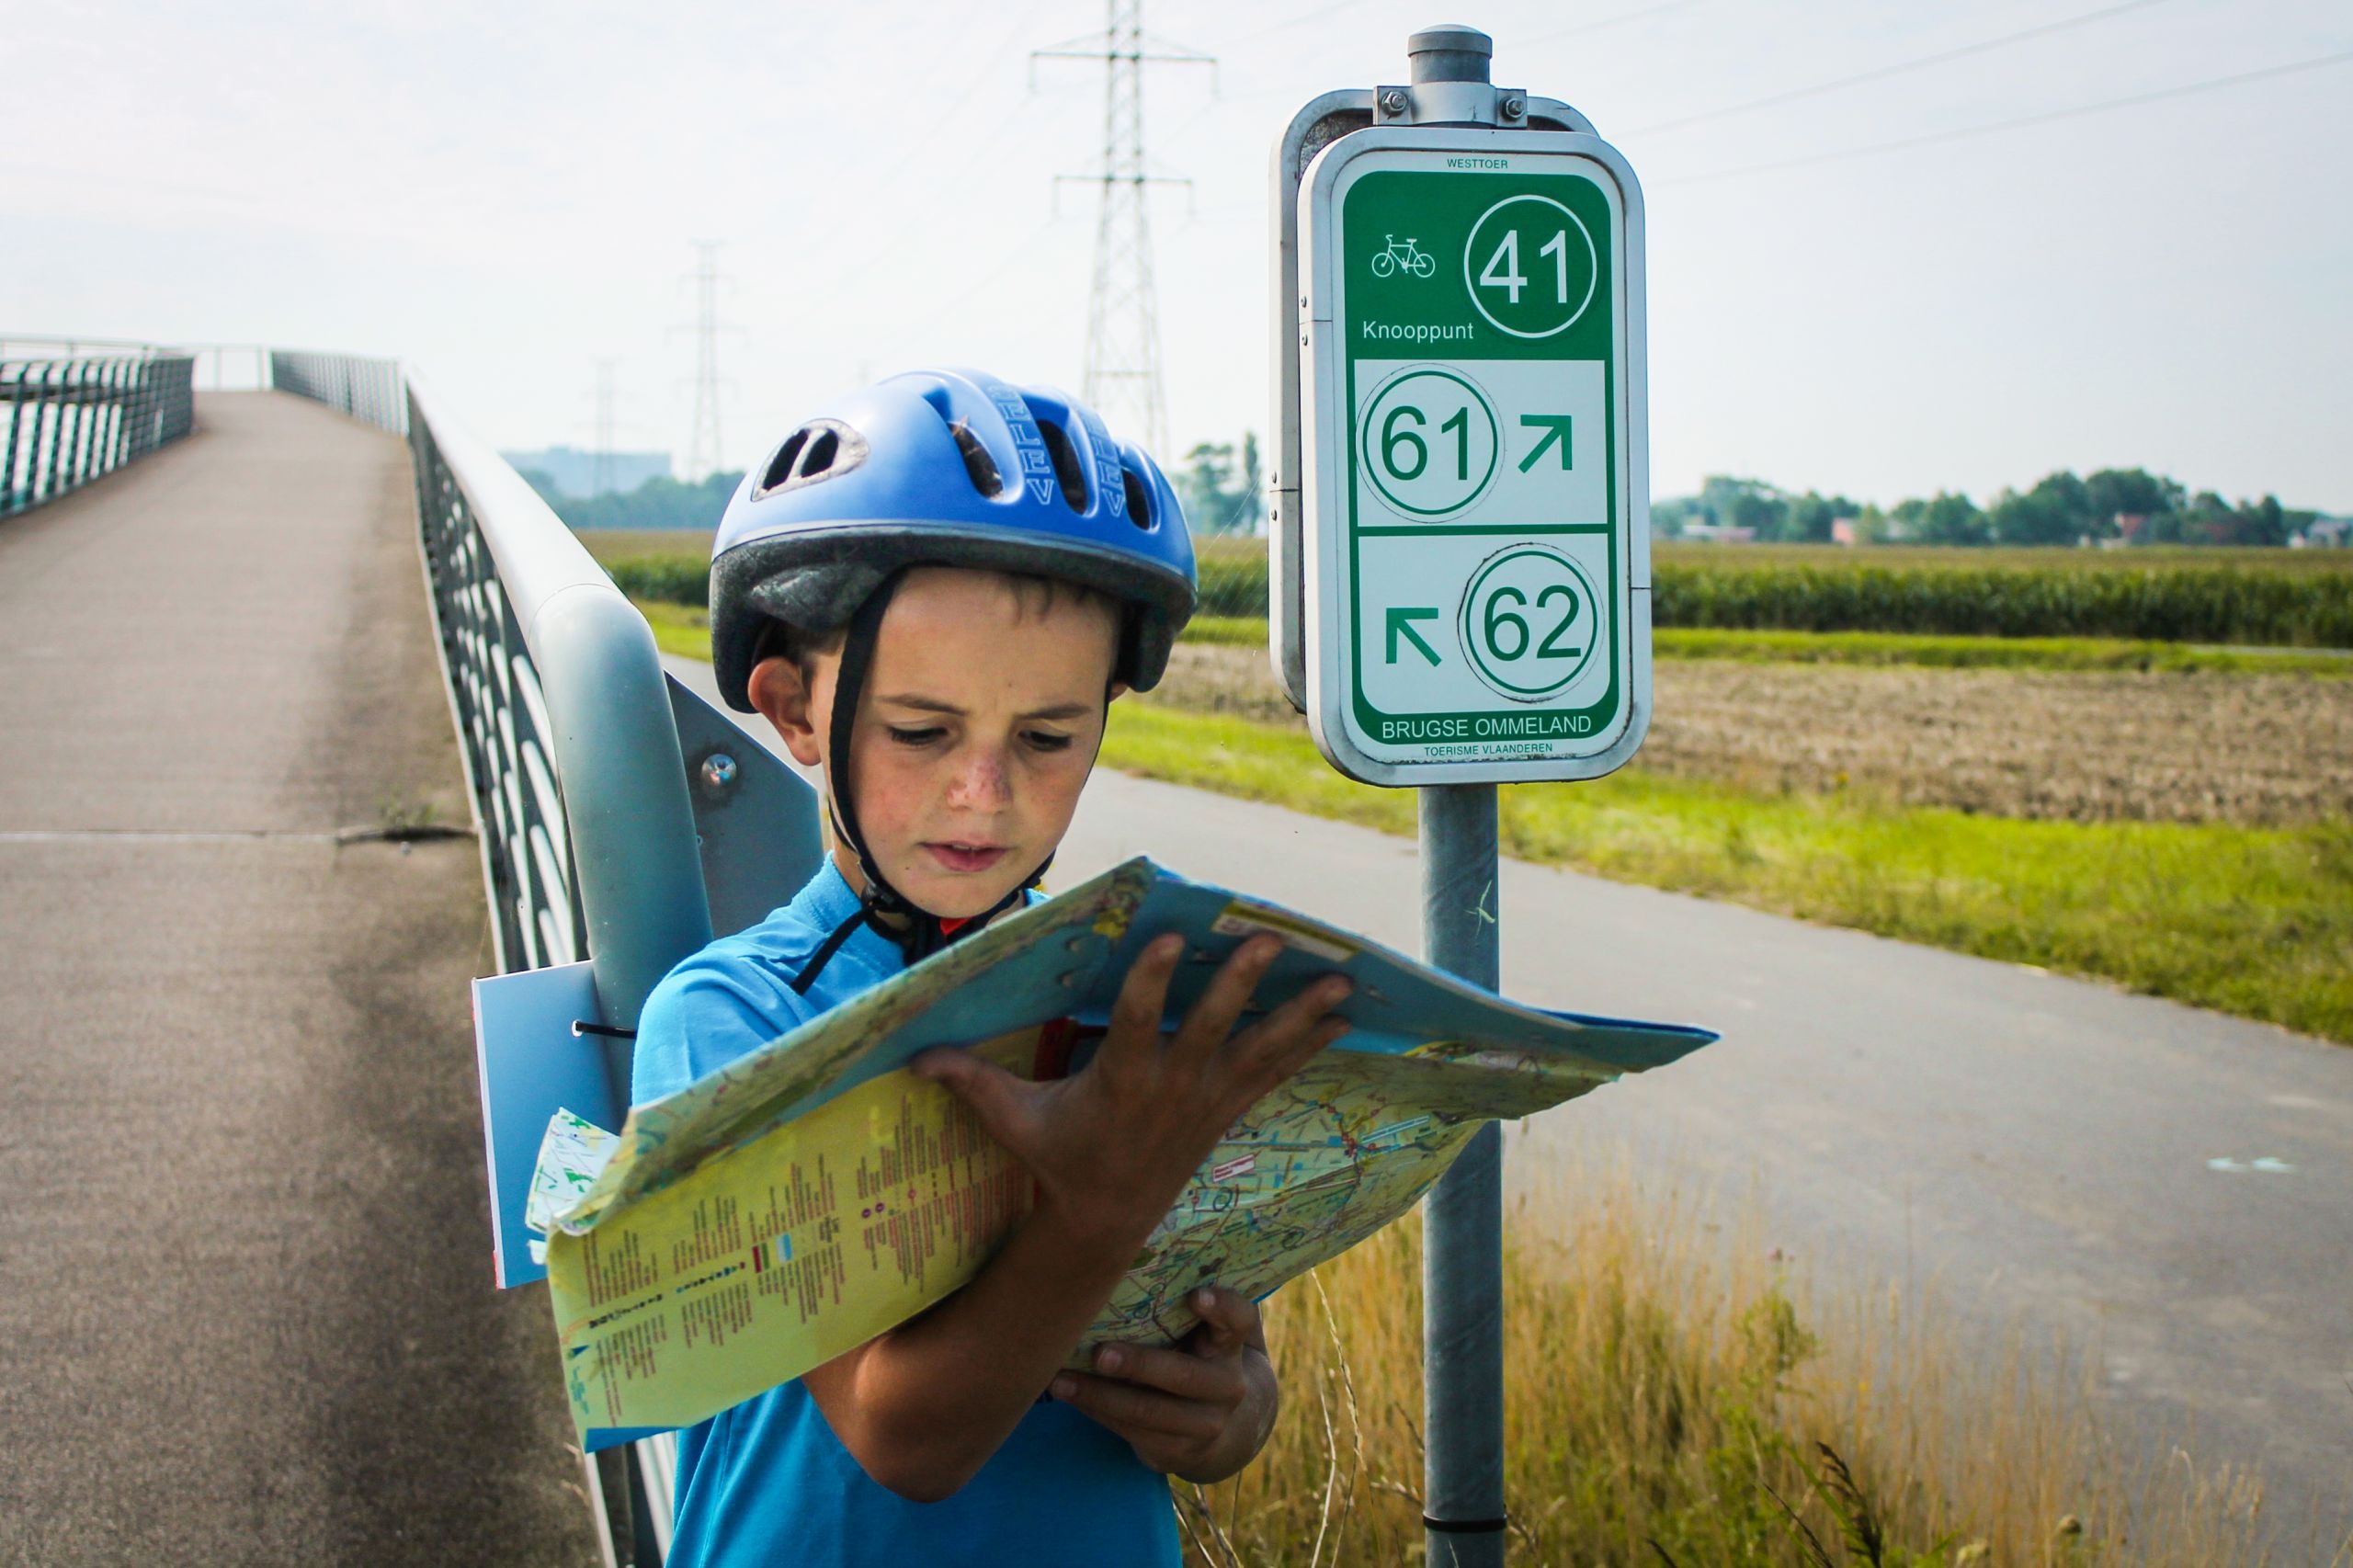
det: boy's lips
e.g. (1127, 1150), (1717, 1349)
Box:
(922, 841), (1010, 874)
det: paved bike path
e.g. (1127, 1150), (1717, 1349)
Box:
(0, 394), (601, 1565)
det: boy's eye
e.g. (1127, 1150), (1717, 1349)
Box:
(1023, 730), (1075, 753)
(887, 725), (947, 747)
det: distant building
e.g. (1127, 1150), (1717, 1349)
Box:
(1830, 517), (1859, 546)
(2294, 516), (2350, 548)
(500, 445), (674, 499)
(1678, 523), (1756, 544)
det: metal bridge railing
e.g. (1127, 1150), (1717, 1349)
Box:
(0, 350), (194, 518)
(279, 355), (822, 1566)
(1, 332), (272, 392)
(271, 350), (407, 434)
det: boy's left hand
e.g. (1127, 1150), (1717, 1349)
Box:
(1049, 1285), (1278, 1483)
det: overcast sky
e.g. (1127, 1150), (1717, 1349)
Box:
(6, 0), (2347, 511)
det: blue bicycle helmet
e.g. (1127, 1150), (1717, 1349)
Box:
(706, 368), (1197, 984)
(709, 367), (1196, 712)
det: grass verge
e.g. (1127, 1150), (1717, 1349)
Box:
(1199, 1166), (2283, 1566)
(1181, 615), (1276, 649)
(633, 597), (712, 662)
(1100, 703), (2353, 1045)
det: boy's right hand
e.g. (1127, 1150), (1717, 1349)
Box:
(912, 933), (1351, 1253)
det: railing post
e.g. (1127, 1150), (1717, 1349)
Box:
(3, 367), (27, 511)
(38, 363), (63, 506)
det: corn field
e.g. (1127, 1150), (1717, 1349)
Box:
(1652, 561), (2353, 645)
(594, 534), (2353, 647)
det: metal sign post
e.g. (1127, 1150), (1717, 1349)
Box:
(1271, 25), (1651, 1564)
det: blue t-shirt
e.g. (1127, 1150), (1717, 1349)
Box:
(632, 860), (1181, 1568)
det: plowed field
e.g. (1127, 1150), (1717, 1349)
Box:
(1142, 643), (2353, 827)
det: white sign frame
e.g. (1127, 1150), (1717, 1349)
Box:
(1299, 127), (1652, 787)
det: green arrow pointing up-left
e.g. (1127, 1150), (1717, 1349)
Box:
(1386, 607), (1441, 665)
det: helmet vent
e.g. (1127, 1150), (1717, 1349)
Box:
(756, 431), (809, 497)
(949, 420), (1004, 496)
(751, 419), (868, 500)
(1122, 469), (1153, 529)
(1034, 417), (1090, 512)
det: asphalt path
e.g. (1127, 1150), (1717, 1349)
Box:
(0, 395), (600, 1565)
(665, 650), (2353, 1544)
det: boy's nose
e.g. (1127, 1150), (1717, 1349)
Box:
(944, 746), (1013, 811)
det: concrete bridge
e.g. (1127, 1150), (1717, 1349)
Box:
(2, 369), (2347, 1562)
(0, 392), (603, 1562)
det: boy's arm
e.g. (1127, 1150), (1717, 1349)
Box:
(801, 934), (1347, 1502)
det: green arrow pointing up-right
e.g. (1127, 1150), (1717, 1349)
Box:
(1386, 607), (1441, 665)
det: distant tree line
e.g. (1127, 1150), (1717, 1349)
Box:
(1174, 434), (1265, 536)
(518, 468), (745, 530)
(519, 435), (1274, 540)
(1654, 469), (2323, 548)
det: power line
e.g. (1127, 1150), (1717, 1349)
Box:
(1518, 0), (1712, 51)
(1232, 0), (1359, 48)
(787, 0), (1060, 304)
(1632, 0), (2177, 135)
(1663, 45), (2353, 185)
(878, 213), (1071, 355)
(800, 98), (1050, 307)
(1243, 0), (1710, 51)
(875, 0), (1061, 162)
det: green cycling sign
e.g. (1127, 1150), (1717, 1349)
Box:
(1297, 129), (1652, 786)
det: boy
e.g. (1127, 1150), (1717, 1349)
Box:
(632, 369), (1354, 1564)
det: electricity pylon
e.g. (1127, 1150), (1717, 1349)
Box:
(1035, 2), (1212, 458)
(677, 241), (737, 483)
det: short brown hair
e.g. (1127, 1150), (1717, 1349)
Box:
(751, 567), (1116, 676)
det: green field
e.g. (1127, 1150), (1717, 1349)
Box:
(575, 527), (712, 563)
(1654, 557), (2353, 646)
(1653, 542), (2353, 573)
(634, 597), (711, 662)
(1177, 615), (2353, 676)
(581, 532), (2353, 576)
(1097, 703), (2353, 1045)
(585, 528), (2353, 645)
(632, 598), (2353, 1039)
(617, 536), (2353, 1045)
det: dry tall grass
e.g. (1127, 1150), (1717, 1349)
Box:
(1180, 1156), (2298, 1567)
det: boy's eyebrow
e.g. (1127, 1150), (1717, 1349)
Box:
(875, 693), (1096, 722)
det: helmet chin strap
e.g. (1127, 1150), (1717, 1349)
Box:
(788, 570), (1070, 994)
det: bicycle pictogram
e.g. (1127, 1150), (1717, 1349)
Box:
(1370, 234), (1438, 279)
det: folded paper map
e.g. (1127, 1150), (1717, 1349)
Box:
(532, 857), (1714, 1449)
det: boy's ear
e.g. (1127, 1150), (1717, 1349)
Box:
(746, 654), (826, 769)
(1108, 680), (1131, 702)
